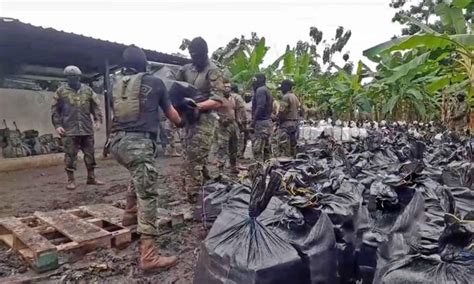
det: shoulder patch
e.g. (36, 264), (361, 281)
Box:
(140, 84), (153, 97)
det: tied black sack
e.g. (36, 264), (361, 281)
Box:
(194, 166), (307, 284)
(160, 79), (208, 124)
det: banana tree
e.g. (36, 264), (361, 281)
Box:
(364, 1), (474, 121)
(226, 37), (269, 88)
(328, 61), (372, 120)
(364, 1), (474, 93)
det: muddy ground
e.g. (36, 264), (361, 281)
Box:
(0, 155), (205, 283)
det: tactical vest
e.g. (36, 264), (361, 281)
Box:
(112, 73), (145, 123)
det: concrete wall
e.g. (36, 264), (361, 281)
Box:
(0, 88), (107, 159)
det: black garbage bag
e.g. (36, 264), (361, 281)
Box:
(319, 180), (364, 283)
(263, 202), (338, 284)
(448, 187), (474, 217)
(194, 169), (308, 284)
(374, 214), (474, 284)
(195, 180), (251, 229)
(442, 160), (473, 189)
(160, 79), (208, 124)
(357, 183), (422, 284)
(195, 181), (231, 226)
(290, 211), (338, 284)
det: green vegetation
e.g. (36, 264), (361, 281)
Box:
(184, 0), (474, 122)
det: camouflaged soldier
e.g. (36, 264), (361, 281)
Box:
(270, 94), (281, 156)
(251, 73), (273, 162)
(158, 110), (180, 157)
(449, 92), (470, 133)
(175, 37), (224, 201)
(229, 84), (247, 159)
(240, 92), (253, 156)
(109, 46), (184, 271)
(51, 65), (104, 190)
(275, 80), (301, 157)
(214, 79), (241, 174)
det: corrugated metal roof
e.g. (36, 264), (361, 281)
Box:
(0, 17), (190, 76)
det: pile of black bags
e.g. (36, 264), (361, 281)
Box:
(194, 128), (473, 284)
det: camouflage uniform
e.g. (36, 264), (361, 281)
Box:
(252, 86), (273, 162)
(274, 92), (300, 157)
(215, 93), (241, 172)
(253, 120), (273, 162)
(231, 93), (247, 158)
(158, 110), (178, 155)
(51, 84), (102, 172)
(239, 99), (253, 157)
(176, 61), (224, 200)
(270, 99), (280, 156)
(110, 72), (173, 236)
(449, 99), (469, 132)
(110, 132), (158, 235)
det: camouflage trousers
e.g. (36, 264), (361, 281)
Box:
(183, 113), (216, 202)
(62, 135), (96, 172)
(238, 126), (251, 158)
(450, 119), (468, 133)
(109, 131), (159, 236)
(274, 121), (298, 157)
(215, 121), (238, 171)
(252, 120), (273, 162)
(159, 120), (177, 149)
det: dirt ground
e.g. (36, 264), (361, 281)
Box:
(0, 155), (204, 283)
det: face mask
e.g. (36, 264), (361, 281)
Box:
(190, 51), (208, 70)
(67, 77), (81, 90)
(244, 96), (252, 103)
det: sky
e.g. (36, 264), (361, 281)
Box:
(0, 0), (402, 66)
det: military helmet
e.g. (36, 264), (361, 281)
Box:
(64, 65), (82, 76)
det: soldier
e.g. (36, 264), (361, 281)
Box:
(214, 79), (241, 174)
(449, 92), (470, 133)
(176, 37), (224, 201)
(251, 73), (273, 162)
(159, 110), (180, 157)
(109, 46), (184, 271)
(270, 92), (281, 156)
(230, 84), (247, 159)
(51, 65), (104, 190)
(275, 80), (301, 157)
(239, 91), (253, 157)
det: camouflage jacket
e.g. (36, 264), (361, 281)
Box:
(51, 84), (103, 136)
(450, 100), (469, 130)
(279, 92), (300, 121)
(231, 92), (247, 126)
(175, 61), (225, 103)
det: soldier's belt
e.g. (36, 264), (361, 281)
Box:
(118, 131), (156, 140)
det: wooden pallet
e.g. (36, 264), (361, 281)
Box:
(0, 204), (132, 272)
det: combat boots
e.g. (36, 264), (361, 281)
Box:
(139, 236), (177, 271)
(86, 169), (105, 185)
(66, 171), (76, 190)
(122, 192), (138, 226)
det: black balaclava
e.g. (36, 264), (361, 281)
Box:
(457, 92), (466, 102)
(67, 76), (81, 91)
(279, 79), (293, 94)
(244, 94), (252, 103)
(252, 73), (266, 91)
(122, 46), (148, 74)
(189, 37), (209, 71)
(231, 84), (239, 94)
